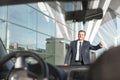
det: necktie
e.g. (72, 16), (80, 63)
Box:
(79, 42), (82, 61)
(79, 42), (81, 49)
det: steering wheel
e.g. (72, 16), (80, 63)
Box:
(0, 50), (49, 80)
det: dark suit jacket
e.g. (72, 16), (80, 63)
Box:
(64, 40), (101, 65)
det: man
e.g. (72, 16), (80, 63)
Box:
(64, 30), (103, 66)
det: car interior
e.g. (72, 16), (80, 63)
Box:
(0, 0), (119, 80)
(0, 0), (100, 80)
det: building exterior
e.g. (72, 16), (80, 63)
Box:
(45, 38), (69, 65)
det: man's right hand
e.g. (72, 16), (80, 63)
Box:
(64, 64), (68, 66)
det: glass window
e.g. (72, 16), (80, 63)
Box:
(7, 23), (36, 52)
(37, 33), (50, 50)
(29, 2), (56, 20)
(37, 12), (55, 36)
(8, 4), (37, 30)
(0, 6), (7, 20)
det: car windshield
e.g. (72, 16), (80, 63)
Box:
(0, 0), (120, 66)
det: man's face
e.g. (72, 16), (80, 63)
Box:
(78, 32), (85, 41)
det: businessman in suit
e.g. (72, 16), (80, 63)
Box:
(64, 30), (103, 66)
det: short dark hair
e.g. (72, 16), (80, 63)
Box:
(78, 30), (86, 35)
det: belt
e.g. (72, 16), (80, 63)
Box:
(75, 60), (84, 65)
(75, 60), (81, 62)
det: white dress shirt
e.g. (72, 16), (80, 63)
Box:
(75, 40), (83, 61)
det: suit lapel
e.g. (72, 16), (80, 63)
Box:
(74, 40), (78, 53)
(81, 40), (85, 49)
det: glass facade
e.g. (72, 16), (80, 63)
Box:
(0, 2), (78, 65)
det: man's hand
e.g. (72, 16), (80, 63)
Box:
(64, 64), (69, 66)
(99, 41), (103, 46)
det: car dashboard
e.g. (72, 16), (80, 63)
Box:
(58, 65), (89, 80)
(0, 52), (89, 80)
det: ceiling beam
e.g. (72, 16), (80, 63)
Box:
(89, 0), (112, 43)
(85, 0), (100, 40)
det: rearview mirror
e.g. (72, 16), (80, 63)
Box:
(65, 8), (103, 22)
